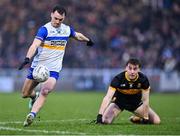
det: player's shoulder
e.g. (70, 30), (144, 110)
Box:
(61, 23), (71, 29)
(138, 72), (149, 81)
(43, 22), (52, 28)
(114, 71), (125, 80)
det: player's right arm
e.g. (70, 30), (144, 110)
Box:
(95, 86), (115, 124)
(25, 39), (42, 59)
(18, 38), (42, 70)
(18, 26), (47, 70)
(98, 86), (116, 115)
(95, 76), (119, 123)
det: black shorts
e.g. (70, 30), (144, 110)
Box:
(111, 91), (143, 112)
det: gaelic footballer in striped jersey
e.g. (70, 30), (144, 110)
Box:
(18, 5), (94, 127)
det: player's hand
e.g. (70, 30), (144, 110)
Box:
(141, 118), (150, 124)
(96, 114), (103, 124)
(86, 39), (94, 47)
(90, 114), (103, 124)
(18, 57), (30, 70)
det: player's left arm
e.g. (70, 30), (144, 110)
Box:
(141, 87), (150, 120)
(69, 26), (94, 46)
(74, 32), (89, 41)
(70, 27), (94, 46)
(72, 31), (94, 46)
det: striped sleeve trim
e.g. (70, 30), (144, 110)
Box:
(109, 86), (116, 91)
(143, 86), (151, 92)
(35, 36), (44, 41)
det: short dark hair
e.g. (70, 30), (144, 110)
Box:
(126, 58), (141, 68)
(52, 5), (67, 16)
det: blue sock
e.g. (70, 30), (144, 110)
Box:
(30, 112), (36, 117)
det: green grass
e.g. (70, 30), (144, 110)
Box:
(0, 92), (180, 135)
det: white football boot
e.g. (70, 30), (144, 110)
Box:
(23, 113), (35, 127)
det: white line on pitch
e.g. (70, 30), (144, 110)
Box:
(0, 126), (86, 135)
(2, 117), (179, 125)
(0, 118), (89, 125)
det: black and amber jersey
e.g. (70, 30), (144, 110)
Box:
(110, 71), (150, 95)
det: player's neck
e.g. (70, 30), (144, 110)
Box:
(125, 72), (139, 82)
(51, 22), (61, 28)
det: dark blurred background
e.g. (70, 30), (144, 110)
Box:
(0, 0), (179, 92)
(0, 0), (179, 70)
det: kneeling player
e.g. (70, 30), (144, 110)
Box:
(95, 58), (160, 125)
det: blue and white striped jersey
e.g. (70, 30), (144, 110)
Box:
(31, 22), (76, 72)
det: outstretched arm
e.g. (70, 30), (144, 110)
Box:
(74, 32), (94, 46)
(74, 32), (90, 42)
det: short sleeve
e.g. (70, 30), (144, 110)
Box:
(110, 76), (120, 88)
(142, 77), (150, 90)
(35, 26), (48, 41)
(69, 26), (76, 37)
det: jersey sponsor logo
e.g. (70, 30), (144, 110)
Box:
(41, 40), (67, 50)
(51, 40), (67, 46)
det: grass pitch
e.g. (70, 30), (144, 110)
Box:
(0, 91), (180, 135)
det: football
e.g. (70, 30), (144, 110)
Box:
(32, 65), (50, 82)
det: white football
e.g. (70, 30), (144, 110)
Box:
(32, 65), (50, 82)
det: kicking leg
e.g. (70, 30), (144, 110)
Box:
(24, 77), (56, 127)
(103, 103), (122, 124)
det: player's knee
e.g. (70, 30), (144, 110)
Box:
(103, 116), (113, 124)
(103, 119), (112, 124)
(153, 117), (161, 124)
(40, 86), (53, 96)
(150, 114), (161, 124)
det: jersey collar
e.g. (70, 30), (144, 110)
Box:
(125, 72), (139, 82)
